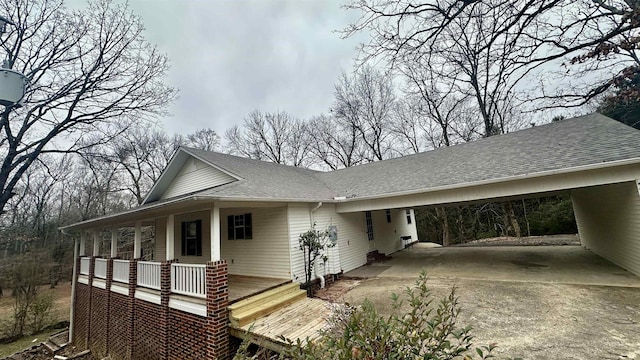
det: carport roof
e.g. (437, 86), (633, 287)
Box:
(317, 113), (640, 199)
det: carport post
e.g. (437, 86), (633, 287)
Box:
(210, 205), (220, 261)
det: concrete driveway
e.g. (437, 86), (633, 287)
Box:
(346, 243), (640, 287)
(341, 244), (640, 359)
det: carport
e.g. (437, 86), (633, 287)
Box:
(329, 113), (640, 276)
(346, 243), (640, 287)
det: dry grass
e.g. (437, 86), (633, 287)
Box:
(0, 328), (63, 358)
(0, 282), (72, 323)
(0, 282), (72, 358)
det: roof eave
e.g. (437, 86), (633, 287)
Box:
(341, 157), (640, 203)
(60, 194), (337, 231)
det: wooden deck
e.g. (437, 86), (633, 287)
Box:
(229, 297), (332, 352)
(228, 275), (291, 303)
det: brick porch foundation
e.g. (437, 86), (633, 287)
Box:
(72, 257), (230, 360)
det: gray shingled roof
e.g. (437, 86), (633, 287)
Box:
(62, 113), (640, 228)
(316, 113), (640, 199)
(183, 148), (337, 201)
(184, 113), (640, 202)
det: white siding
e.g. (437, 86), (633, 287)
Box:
(221, 207), (290, 278)
(406, 209), (419, 244)
(155, 217), (167, 261)
(371, 209), (419, 255)
(572, 181), (640, 276)
(313, 204), (369, 274)
(288, 203), (370, 281)
(334, 210), (369, 273)
(161, 157), (236, 200)
(288, 203), (312, 283)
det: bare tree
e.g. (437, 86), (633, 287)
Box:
(0, 0), (176, 216)
(225, 110), (313, 167)
(333, 66), (396, 161)
(342, 0), (640, 114)
(185, 129), (221, 152)
(98, 128), (174, 205)
(307, 114), (366, 170)
(79, 125), (222, 207)
(389, 100), (423, 155)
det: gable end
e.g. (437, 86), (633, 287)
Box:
(160, 157), (237, 200)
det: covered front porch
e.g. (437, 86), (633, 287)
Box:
(74, 201), (293, 305)
(78, 256), (289, 303)
(68, 200), (300, 360)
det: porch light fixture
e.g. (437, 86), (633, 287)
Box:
(0, 14), (27, 108)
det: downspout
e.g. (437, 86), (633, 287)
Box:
(310, 202), (325, 289)
(62, 229), (77, 344)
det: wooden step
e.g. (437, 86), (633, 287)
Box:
(230, 288), (307, 327)
(42, 340), (61, 354)
(228, 282), (300, 312)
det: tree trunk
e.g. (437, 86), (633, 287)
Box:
(456, 207), (465, 244)
(505, 202), (522, 238)
(436, 207), (451, 246)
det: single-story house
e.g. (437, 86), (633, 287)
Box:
(64, 113), (640, 359)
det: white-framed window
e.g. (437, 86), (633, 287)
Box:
(181, 220), (202, 256)
(227, 213), (253, 240)
(406, 209), (412, 225)
(365, 211), (374, 241)
(385, 209), (392, 223)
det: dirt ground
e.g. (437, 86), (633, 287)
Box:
(456, 234), (581, 247)
(340, 277), (639, 359)
(336, 243), (640, 359)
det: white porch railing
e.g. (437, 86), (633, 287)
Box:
(94, 258), (107, 279)
(137, 261), (161, 290)
(171, 263), (206, 298)
(113, 259), (130, 283)
(80, 257), (90, 275)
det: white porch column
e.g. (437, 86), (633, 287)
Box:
(134, 221), (142, 259)
(210, 205), (221, 261)
(110, 228), (118, 258)
(92, 230), (100, 257)
(166, 215), (175, 261)
(79, 232), (86, 256)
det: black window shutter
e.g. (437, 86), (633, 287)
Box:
(181, 221), (186, 256)
(245, 213), (252, 239)
(195, 219), (202, 256)
(227, 215), (234, 240)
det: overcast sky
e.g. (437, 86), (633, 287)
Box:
(88, 0), (365, 136)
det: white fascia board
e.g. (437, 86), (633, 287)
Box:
(59, 196), (207, 230)
(337, 159), (640, 213)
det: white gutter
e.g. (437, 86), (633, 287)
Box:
(62, 195), (336, 230)
(310, 202), (325, 289)
(63, 229), (78, 344)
